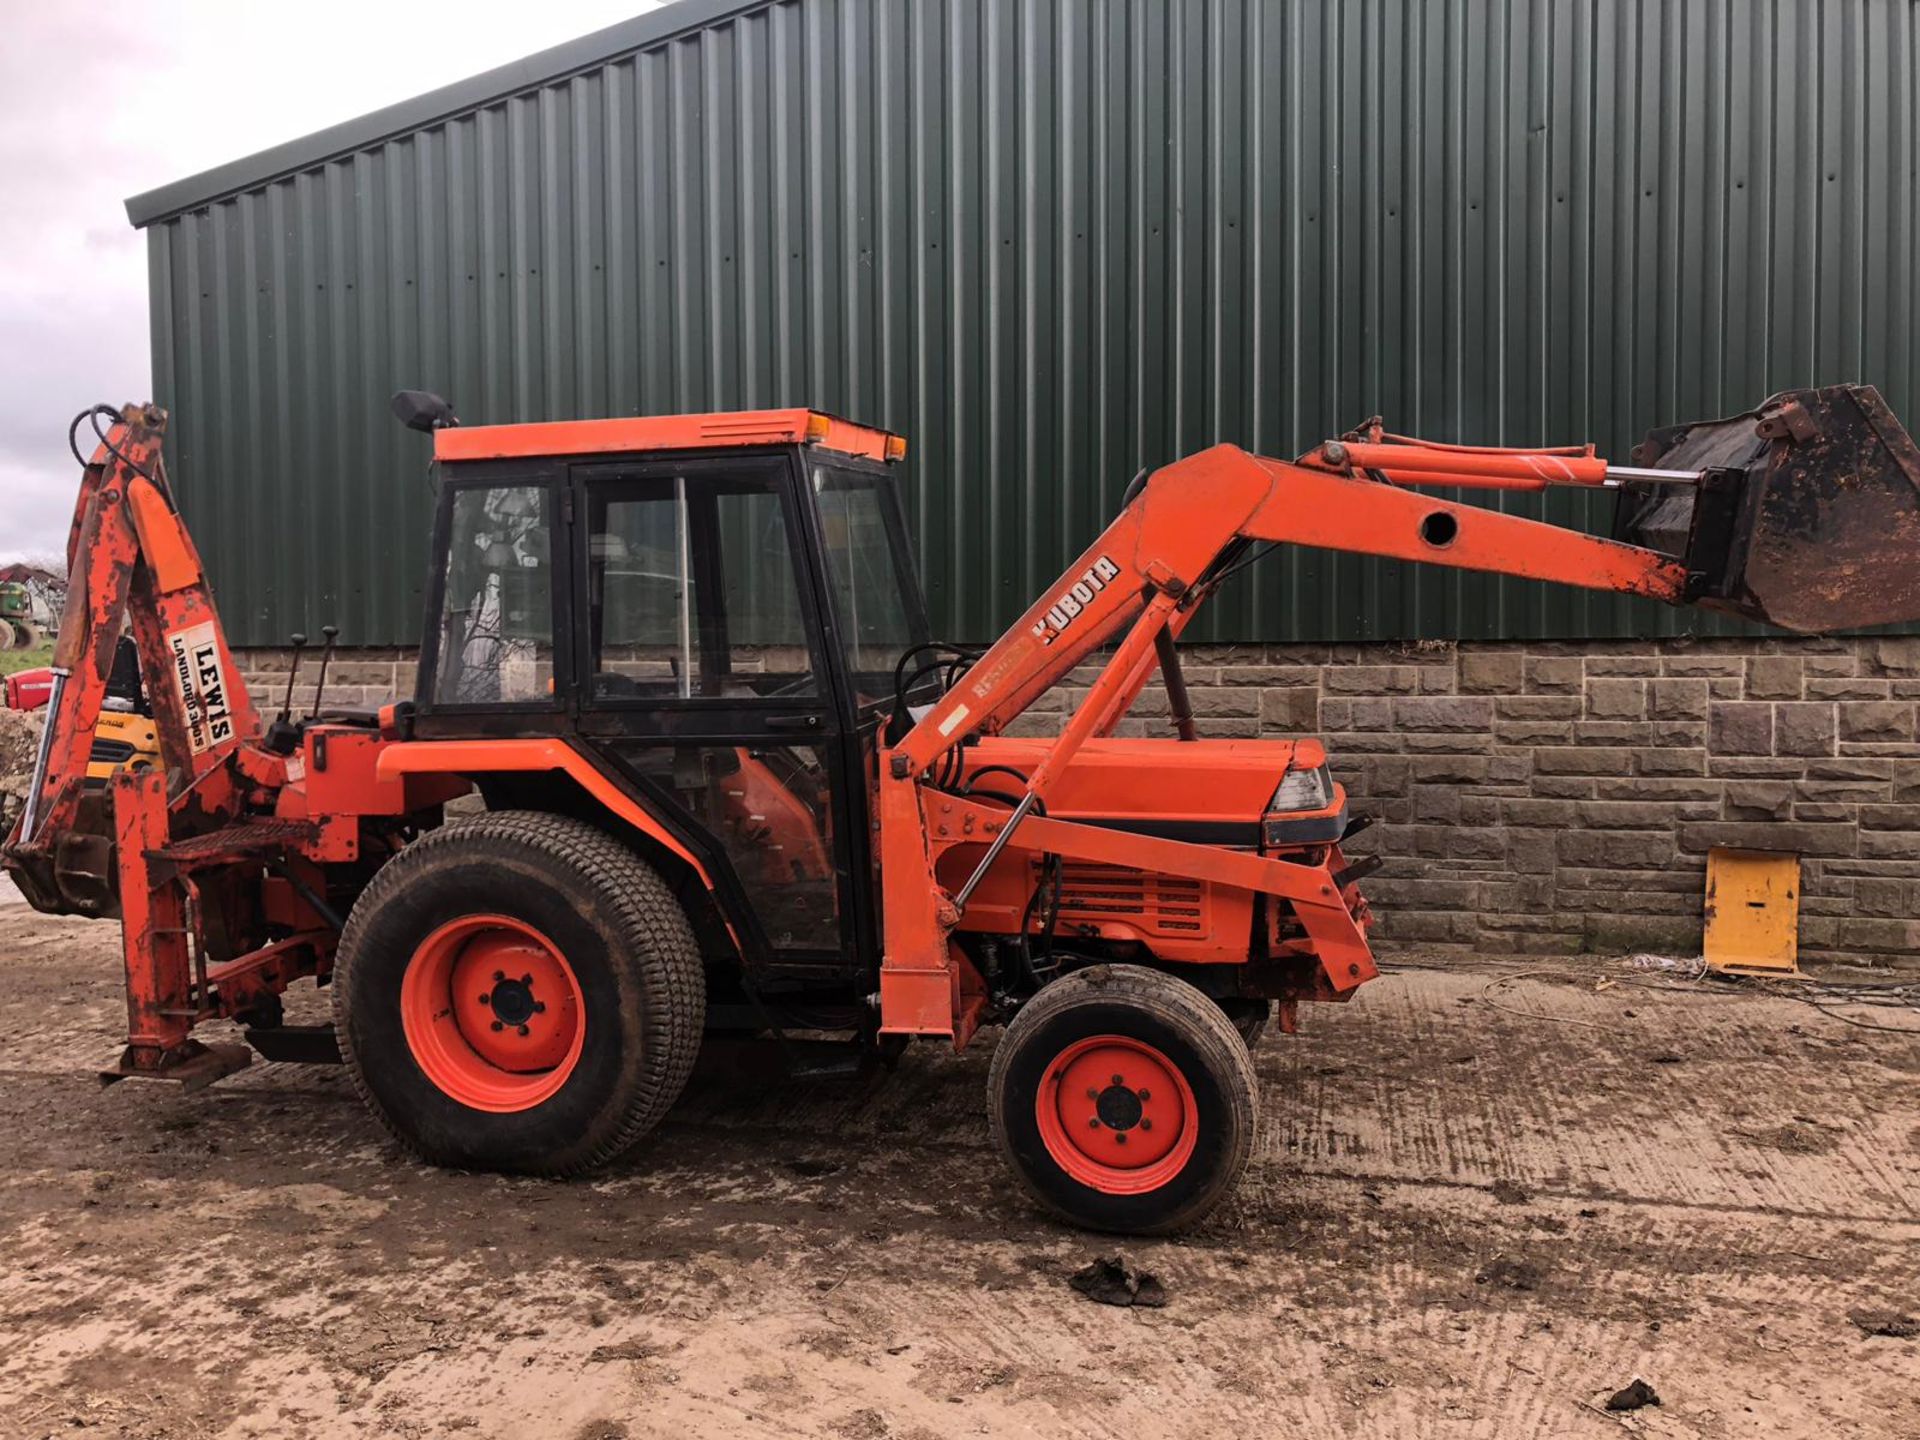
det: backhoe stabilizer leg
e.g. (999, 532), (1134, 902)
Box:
(112, 769), (202, 1067)
(99, 1039), (252, 1092)
(96, 769), (260, 1090)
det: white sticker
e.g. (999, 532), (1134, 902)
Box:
(167, 621), (236, 754)
(937, 703), (971, 738)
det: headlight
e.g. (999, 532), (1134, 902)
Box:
(1271, 763), (1333, 813)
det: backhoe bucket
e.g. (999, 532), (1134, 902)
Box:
(1614, 384), (1920, 633)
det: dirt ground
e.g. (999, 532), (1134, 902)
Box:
(0, 900), (1915, 1440)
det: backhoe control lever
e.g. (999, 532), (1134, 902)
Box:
(309, 625), (339, 717)
(264, 633), (307, 755)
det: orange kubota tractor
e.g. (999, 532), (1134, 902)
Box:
(8, 387), (1919, 1232)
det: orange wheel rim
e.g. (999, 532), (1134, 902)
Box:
(399, 914), (584, 1112)
(1034, 1035), (1198, 1194)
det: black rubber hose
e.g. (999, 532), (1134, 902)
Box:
(962, 764), (1034, 795)
(888, 641), (982, 742)
(69, 404), (156, 482)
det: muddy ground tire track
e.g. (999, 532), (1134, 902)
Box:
(0, 909), (1914, 1439)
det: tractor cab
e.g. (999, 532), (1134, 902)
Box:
(416, 408), (929, 978)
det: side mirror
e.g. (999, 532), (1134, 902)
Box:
(390, 390), (460, 433)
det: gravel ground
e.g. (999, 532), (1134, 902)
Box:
(0, 902), (1915, 1440)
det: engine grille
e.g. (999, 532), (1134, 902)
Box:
(1036, 861), (1207, 937)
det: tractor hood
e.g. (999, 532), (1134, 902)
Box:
(963, 735), (1342, 846)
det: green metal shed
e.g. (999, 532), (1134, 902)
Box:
(128, 0), (1920, 649)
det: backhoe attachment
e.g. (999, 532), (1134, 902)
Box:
(6, 405), (261, 919)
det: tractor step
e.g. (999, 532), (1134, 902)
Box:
(696, 1034), (873, 1082)
(786, 1047), (870, 1081)
(150, 818), (320, 866)
(243, 1023), (343, 1065)
(99, 1039), (251, 1092)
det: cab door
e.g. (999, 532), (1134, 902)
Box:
(571, 452), (855, 972)
(804, 456), (934, 966)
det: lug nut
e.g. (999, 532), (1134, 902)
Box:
(1137, 1089), (1151, 1102)
(1087, 1117), (1101, 1129)
(1085, 1087), (1099, 1100)
(490, 1020), (504, 1032)
(478, 994), (492, 1005)
(534, 1001), (546, 1014)
(517, 1024), (530, 1037)
(521, 974), (533, 986)
(1115, 1132), (1128, 1145)
(493, 971), (505, 982)
(1141, 1118), (1154, 1132)
(1111, 1073), (1124, 1086)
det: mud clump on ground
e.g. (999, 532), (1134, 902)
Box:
(1606, 1378), (1661, 1411)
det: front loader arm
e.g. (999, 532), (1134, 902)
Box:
(873, 438), (1696, 1042)
(894, 443), (1687, 774)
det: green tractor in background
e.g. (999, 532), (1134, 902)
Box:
(0, 582), (42, 652)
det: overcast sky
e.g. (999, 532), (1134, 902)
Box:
(0, 0), (662, 565)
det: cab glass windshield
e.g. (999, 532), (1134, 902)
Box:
(812, 466), (927, 707)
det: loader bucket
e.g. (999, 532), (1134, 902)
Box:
(1614, 384), (1920, 633)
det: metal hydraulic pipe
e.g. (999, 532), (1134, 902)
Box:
(18, 668), (67, 842)
(1604, 465), (1706, 484)
(1373, 462), (1707, 492)
(1328, 441), (1609, 486)
(1154, 628), (1199, 741)
(952, 790), (1037, 910)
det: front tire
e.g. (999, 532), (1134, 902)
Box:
(988, 965), (1258, 1234)
(333, 810), (704, 1175)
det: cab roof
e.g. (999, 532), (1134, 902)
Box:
(434, 408), (904, 464)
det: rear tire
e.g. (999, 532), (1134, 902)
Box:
(333, 810), (705, 1175)
(0, 623), (14, 652)
(9, 621), (39, 650)
(988, 964), (1258, 1234)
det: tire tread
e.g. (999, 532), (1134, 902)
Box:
(987, 964), (1258, 1234)
(333, 809), (705, 1176)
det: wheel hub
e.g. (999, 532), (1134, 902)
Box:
(1034, 1035), (1198, 1193)
(483, 975), (539, 1027)
(1094, 1084), (1144, 1131)
(399, 914), (584, 1112)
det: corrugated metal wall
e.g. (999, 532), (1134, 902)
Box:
(142, 0), (1920, 648)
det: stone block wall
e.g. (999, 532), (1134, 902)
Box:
(235, 637), (1920, 962)
(237, 649), (420, 712)
(1075, 635), (1920, 961)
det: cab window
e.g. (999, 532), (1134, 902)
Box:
(812, 466), (928, 707)
(432, 484), (556, 706)
(588, 472), (815, 701)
